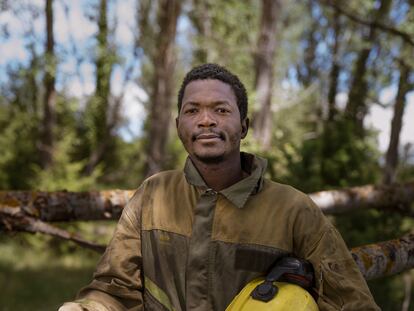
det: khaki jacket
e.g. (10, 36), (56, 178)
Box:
(60, 153), (379, 311)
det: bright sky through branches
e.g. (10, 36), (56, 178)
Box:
(0, 0), (413, 152)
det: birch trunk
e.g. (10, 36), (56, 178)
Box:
(383, 62), (411, 184)
(40, 0), (56, 169)
(145, 0), (182, 177)
(251, 0), (281, 149)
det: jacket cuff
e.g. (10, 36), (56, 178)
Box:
(59, 299), (110, 311)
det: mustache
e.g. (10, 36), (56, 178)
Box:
(191, 130), (225, 141)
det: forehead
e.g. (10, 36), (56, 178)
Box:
(182, 79), (237, 105)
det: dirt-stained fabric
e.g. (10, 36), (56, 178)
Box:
(59, 152), (380, 311)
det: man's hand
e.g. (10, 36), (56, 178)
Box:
(58, 302), (84, 311)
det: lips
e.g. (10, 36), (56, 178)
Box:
(197, 133), (220, 139)
(192, 132), (224, 141)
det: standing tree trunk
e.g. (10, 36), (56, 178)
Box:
(345, 0), (392, 135)
(296, 0), (319, 88)
(40, 0), (56, 169)
(85, 0), (115, 175)
(320, 7), (343, 185)
(252, 0), (281, 150)
(383, 61), (412, 184)
(189, 0), (213, 64)
(327, 7), (342, 122)
(145, 0), (182, 177)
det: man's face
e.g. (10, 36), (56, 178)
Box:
(176, 79), (248, 164)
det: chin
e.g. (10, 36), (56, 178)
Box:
(193, 153), (225, 164)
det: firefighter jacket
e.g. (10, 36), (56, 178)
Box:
(59, 152), (380, 311)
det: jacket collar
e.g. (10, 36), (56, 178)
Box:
(183, 152), (267, 209)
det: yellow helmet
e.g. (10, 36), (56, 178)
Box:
(226, 257), (319, 311)
(226, 279), (318, 311)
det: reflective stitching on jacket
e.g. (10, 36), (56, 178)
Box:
(145, 276), (175, 311)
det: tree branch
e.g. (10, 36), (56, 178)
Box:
(0, 205), (106, 253)
(320, 0), (414, 47)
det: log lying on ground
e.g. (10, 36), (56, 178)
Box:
(309, 181), (414, 215)
(1, 205), (106, 253)
(1, 203), (413, 279)
(350, 233), (414, 280)
(1, 182), (413, 222)
(0, 190), (135, 221)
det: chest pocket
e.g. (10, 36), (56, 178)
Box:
(234, 245), (290, 272)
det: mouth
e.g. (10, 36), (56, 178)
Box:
(193, 132), (224, 142)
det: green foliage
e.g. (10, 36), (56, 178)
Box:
(287, 119), (381, 192)
(1, 0), (413, 309)
(187, 0), (259, 93)
(98, 137), (146, 189)
(368, 271), (414, 311)
(0, 106), (40, 190)
(32, 131), (100, 191)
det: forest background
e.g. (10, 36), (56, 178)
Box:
(0, 0), (413, 310)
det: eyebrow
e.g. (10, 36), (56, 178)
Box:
(183, 100), (231, 107)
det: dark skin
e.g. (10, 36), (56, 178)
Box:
(176, 79), (249, 191)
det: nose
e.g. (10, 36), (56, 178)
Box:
(197, 110), (217, 128)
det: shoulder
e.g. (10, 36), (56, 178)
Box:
(141, 169), (185, 189)
(124, 170), (187, 219)
(126, 170), (184, 205)
(261, 179), (316, 207)
(138, 169), (192, 205)
(260, 179), (328, 225)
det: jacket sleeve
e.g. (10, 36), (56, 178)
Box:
(59, 189), (144, 311)
(293, 194), (380, 311)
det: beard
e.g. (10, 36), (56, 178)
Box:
(193, 152), (225, 164)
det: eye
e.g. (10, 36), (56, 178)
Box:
(184, 108), (198, 114)
(216, 107), (229, 114)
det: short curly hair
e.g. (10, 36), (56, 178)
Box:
(177, 63), (248, 120)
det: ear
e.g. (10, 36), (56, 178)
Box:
(241, 117), (249, 139)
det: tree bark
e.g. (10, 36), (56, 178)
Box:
(327, 7), (341, 121)
(0, 206), (106, 253)
(309, 181), (414, 216)
(0, 190), (135, 222)
(189, 0), (213, 64)
(1, 182), (413, 222)
(351, 233), (414, 280)
(383, 62), (412, 184)
(251, 0), (281, 150)
(144, 0), (182, 177)
(296, 0), (318, 88)
(344, 0), (392, 134)
(40, 0), (56, 169)
(85, 0), (116, 175)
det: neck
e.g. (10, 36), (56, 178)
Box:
(190, 154), (245, 191)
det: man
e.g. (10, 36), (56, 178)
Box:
(60, 64), (379, 310)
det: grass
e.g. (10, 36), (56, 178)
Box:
(0, 222), (115, 311)
(0, 262), (95, 311)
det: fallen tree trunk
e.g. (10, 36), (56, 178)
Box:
(1, 182), (413, 222)
(309, 181), (414, 216)
(1, 203), (412, 280)
(0, 190), (135, 221)
(351, 233), (414, 280)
